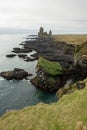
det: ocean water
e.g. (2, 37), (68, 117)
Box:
(0, 34), (57, 116)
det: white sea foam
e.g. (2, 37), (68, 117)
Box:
(0, 77), (4, 81)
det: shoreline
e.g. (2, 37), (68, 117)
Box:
(0, 33), (59, 116)
(2, 29), (87, 93)
(0, 29), (87, 117)
(0, 30), (87, 129)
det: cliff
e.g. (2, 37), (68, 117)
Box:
(36, 57), (63, 76)
(0, 78), (87, 130)
(31, 57), (63, 92)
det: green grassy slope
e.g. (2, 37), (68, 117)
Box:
(0, 79), (87, 130)
(36, 57), (63, 76)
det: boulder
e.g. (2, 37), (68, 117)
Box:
(18, 54), (27, 58)
(0, 68), (28, 80)
(6, 54), (16, 58)
(12, 47), (32, 53)
(28, 74), (33, 76)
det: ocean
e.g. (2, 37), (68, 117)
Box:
(0, 34), (57, 116)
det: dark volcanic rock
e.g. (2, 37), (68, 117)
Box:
(28, 74), (33, 76)
(6, 54), (16, 58)
(30, 76), (62, 92)
(22, 38), (75, 68)
(12, 47), (32, 53)
(30, 57), (64, 92)
(0, 68), (28, 80)
(31, 53), (39, 59)
(18, 54), (27, 58)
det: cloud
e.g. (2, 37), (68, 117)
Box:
(0, 0), (87, 33)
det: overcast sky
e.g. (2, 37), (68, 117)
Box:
(0, 0), (87, 33)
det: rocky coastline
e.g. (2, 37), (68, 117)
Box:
(10, 27), (87, 70)
(0, 27), (87, 94)
(30, 28), (87, 93)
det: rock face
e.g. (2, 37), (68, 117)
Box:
(31, 57), (63, 92)
(0, 68), (28, 80)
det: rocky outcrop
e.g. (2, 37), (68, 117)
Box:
(12, 47), (32, 53)
(30, 53), (39, 60)
(6, 54), (16, 58)
(18, 54), (27, 58)
(38, 27), (52, 39)
(31, 56), (87, 92)
(31, 57), (63, 92)
(24, 30), (87, 69)
(31, 76), (62, 92)
(23, 34), (87, 71)
(8, 27), (86, 71)
(6, 28), (87, 92)
(0, 68), (29, 80)
(23, 37), (75, 68)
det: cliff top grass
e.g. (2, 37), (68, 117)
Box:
(0, 78), (87, 130)
(53, 34), (87, 45)
(80, 42), (87, 56)
(36, 57), (63, 76)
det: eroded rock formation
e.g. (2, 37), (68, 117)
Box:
(31, 57), (64, 92)
(0, 68), (29, 80)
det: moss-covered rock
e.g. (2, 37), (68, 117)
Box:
(31, 57), (63, 92)
(36, 57), (63, 76)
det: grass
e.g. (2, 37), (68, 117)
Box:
(0, 79), (87, 130)
(36, 57), (63, 76)
(53, 35), (87, 45)
(80, 42), (87, 56)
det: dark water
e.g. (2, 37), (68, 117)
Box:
(0, 34), (57, 116)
